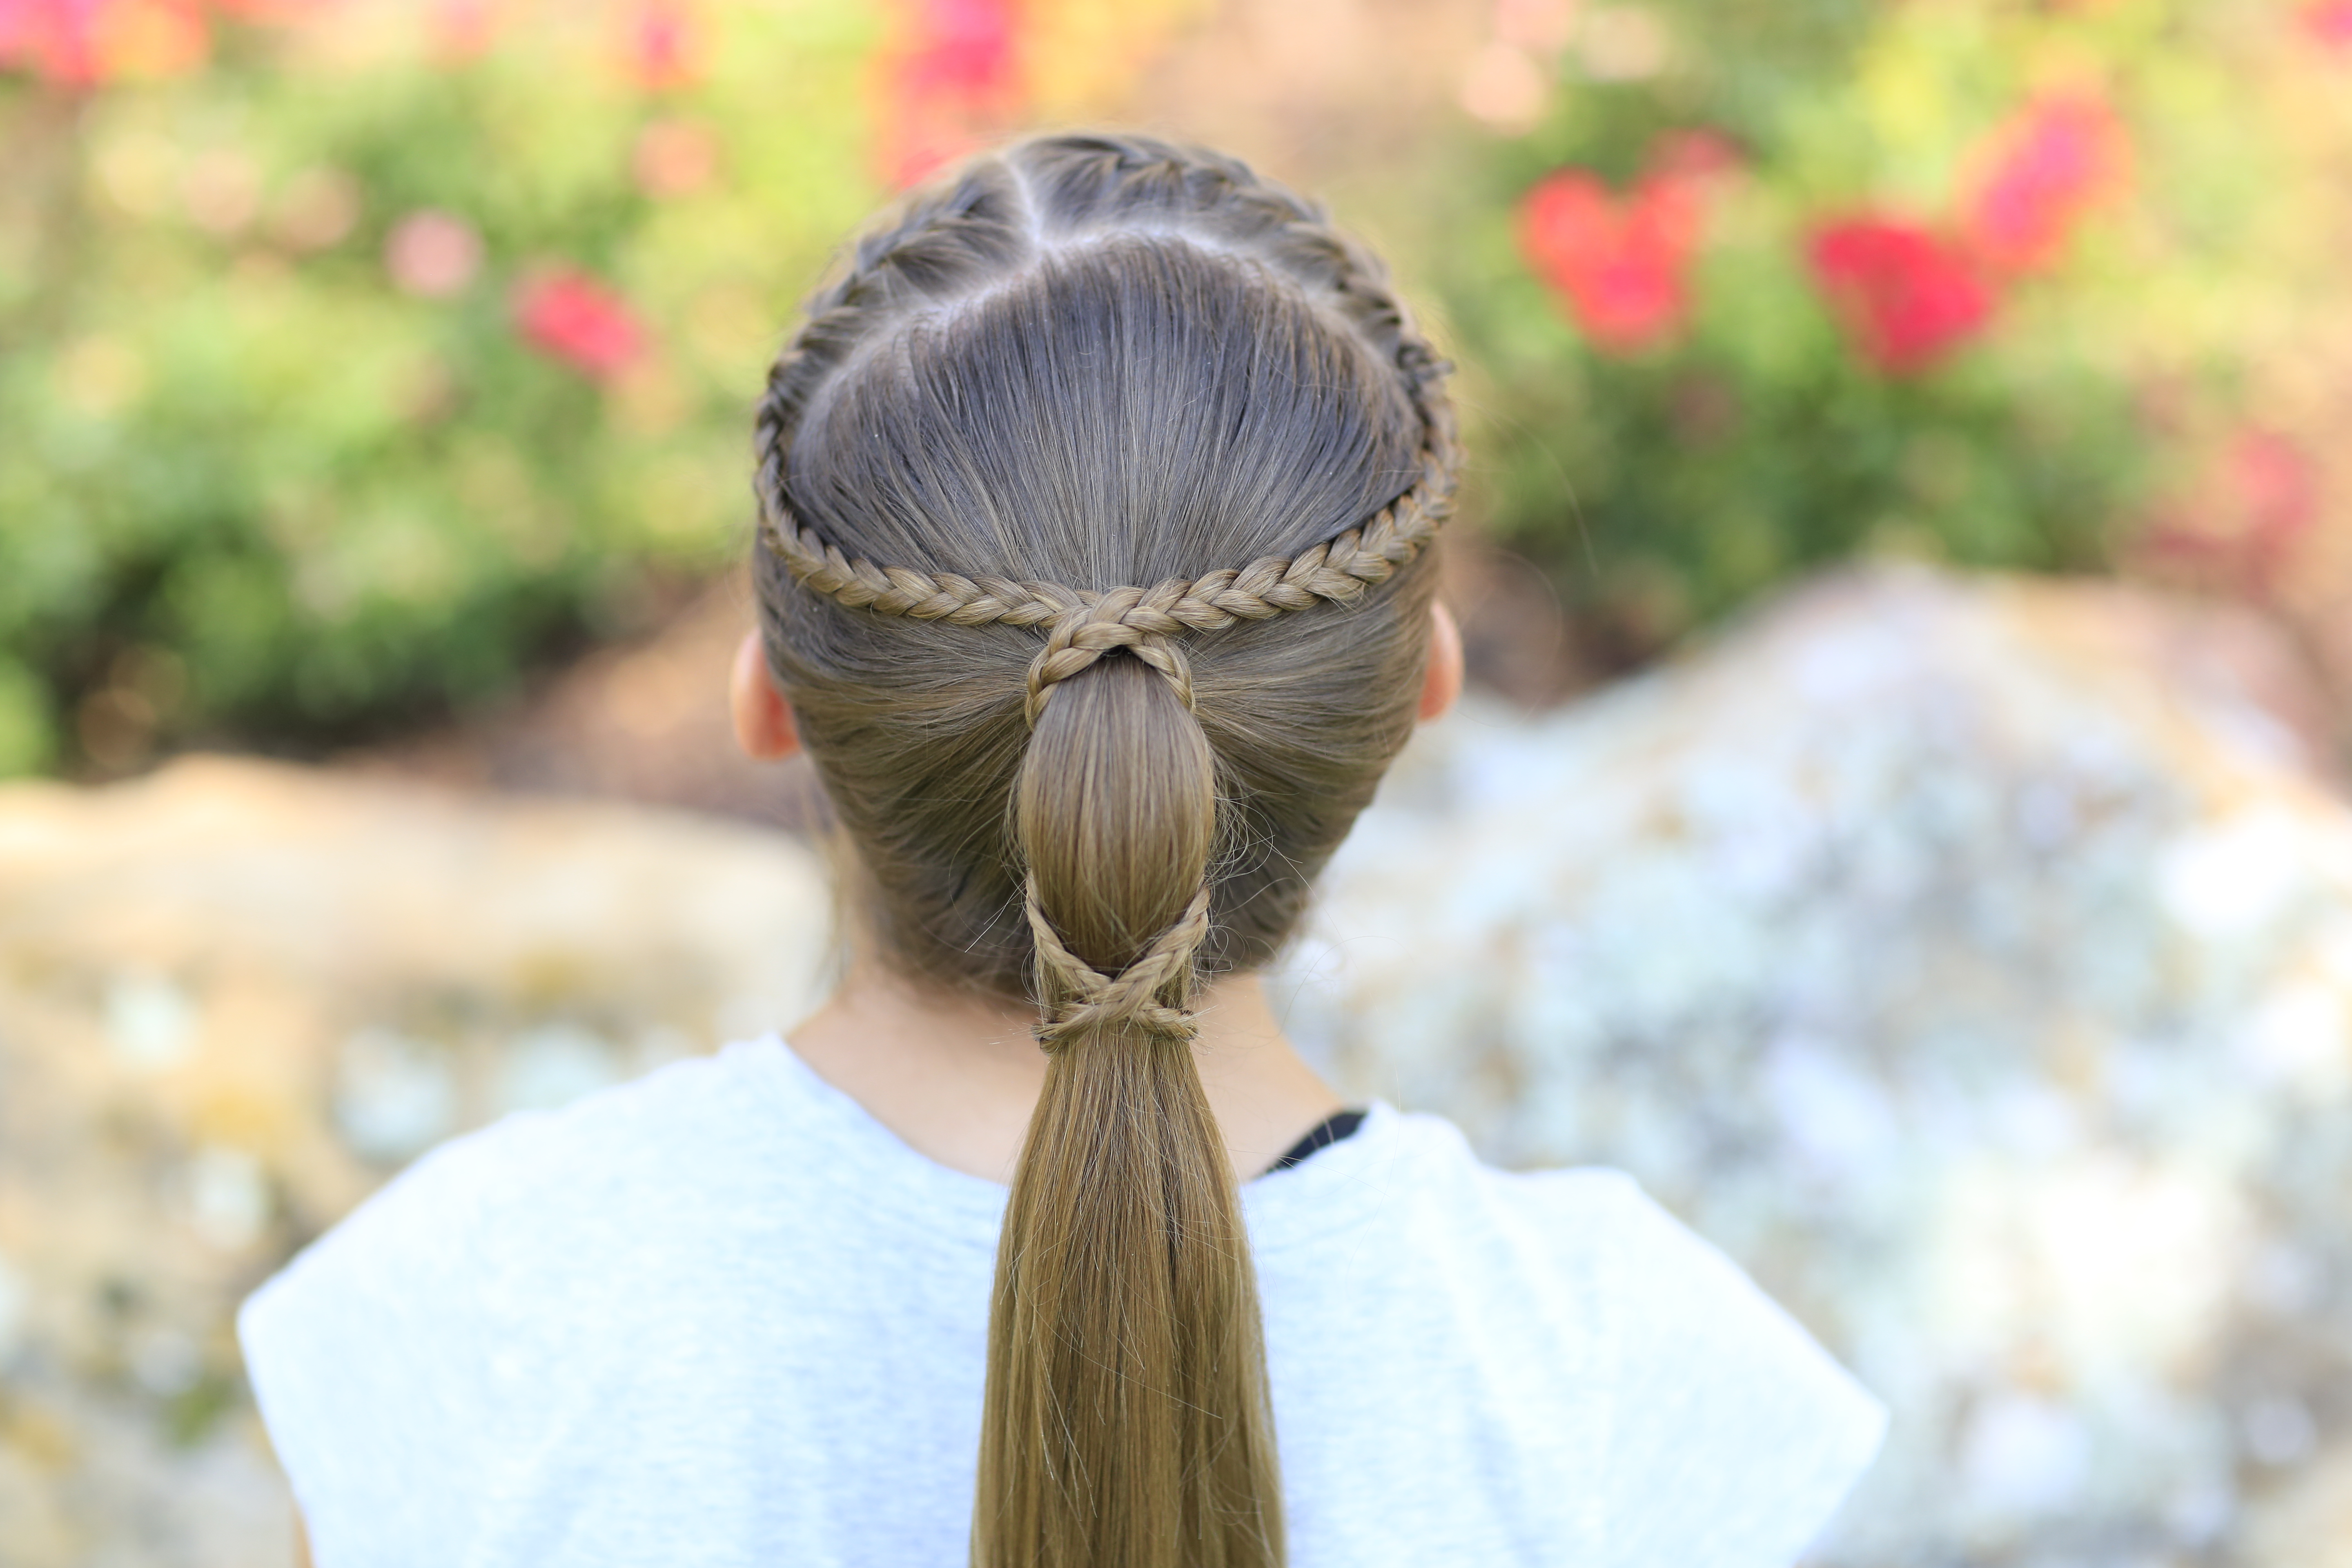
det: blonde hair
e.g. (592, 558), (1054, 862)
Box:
(750, 132), (1457, 1568)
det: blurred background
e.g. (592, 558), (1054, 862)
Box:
(6, 0), (2352, 1563)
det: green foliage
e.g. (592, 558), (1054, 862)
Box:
(0, 4), (881, 773)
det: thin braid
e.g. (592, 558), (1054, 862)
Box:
(1026, 878), (1213, 1049)
(1024, 592), (1198, 728)
(756, 438), (1458, 725)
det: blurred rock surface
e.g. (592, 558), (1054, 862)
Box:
(1283, 567), (2352, 1566)
(1, 565), (2345, 1565)
(0, 764), (830, 1565)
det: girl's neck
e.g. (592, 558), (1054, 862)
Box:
(786, 959), (1343, 1186)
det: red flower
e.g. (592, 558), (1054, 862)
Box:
(895, 0), (1015, 99)
(1964, 92), (2129, 274)
(2303, 0), (2352, 46)
(513, 270), (646, 381)
(1517, 167), (1704, 354)
(873, 0), (1022, 188)
(1808, 217), (1996, 375)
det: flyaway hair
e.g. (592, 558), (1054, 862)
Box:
(748, 132), (1458, 1568)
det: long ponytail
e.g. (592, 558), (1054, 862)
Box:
(748, 132), (1457, 1568)
(979, 657), (1279, 1567)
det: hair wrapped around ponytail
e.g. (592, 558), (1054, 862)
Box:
(749, 133), (1458, 1568)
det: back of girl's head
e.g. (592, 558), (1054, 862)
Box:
(749, 132), (1457, 1568)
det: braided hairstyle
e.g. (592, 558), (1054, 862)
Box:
(750, 133), (1457, 1568)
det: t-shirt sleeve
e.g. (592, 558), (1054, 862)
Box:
(238, 1128), (524, 1568)
(1590, 1177), (1886, 1568)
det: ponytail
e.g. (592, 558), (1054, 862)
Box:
(978, 655), (1280, 1568)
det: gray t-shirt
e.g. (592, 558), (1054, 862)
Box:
(240, 1038), (1884, 1567)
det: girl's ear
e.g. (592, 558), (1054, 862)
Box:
(730, 630), (802, 761)
(1419, 601), (1464, 723)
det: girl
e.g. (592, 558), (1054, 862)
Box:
(242, 133), (1884, 1568)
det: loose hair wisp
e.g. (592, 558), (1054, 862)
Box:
(750, 133), (1457, 1568)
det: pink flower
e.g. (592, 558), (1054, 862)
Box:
(873, 0), (1021, 188)
(2303, 0), (2352, 47)
(513, 270), (646, 380)
(1964, 92), (2129, 274)
(385, 209), (483, 298)
(619, 0), (699, 92)
(0, 0), (107, 84)
(893, 0), (1016, 99)
(1808, 216), (1996, 375)
(1517, 164), (1705, 354)
(0, 0), (207, 86)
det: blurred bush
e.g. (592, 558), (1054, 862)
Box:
(0, 0), (1198, 777)
(1437, 0), (2352, 674)
(0, 2), (901, 775)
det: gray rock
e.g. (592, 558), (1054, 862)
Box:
(1279, 568), (2352, 1565)
(0, 762), (832, 1567)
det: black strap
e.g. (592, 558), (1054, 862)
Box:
(1265, 1109), (1367, 1174)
